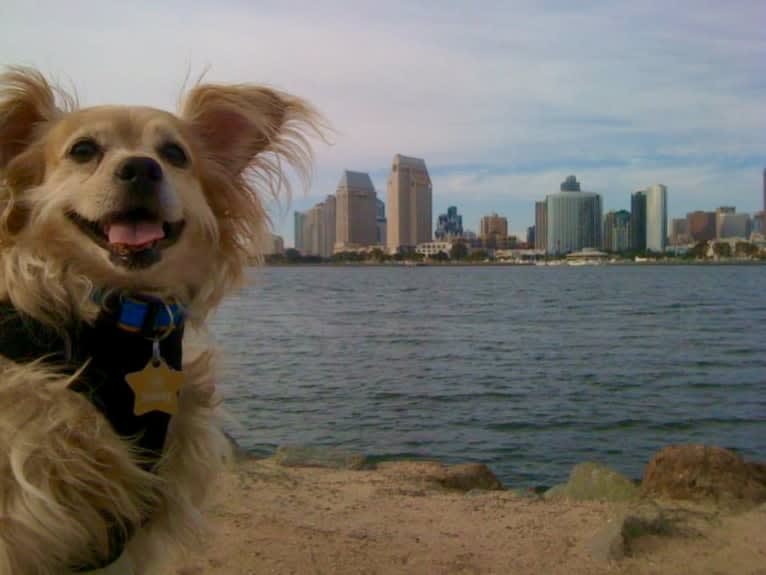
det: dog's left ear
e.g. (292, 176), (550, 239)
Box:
(181, 83), (319, 178)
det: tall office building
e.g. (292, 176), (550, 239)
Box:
(376, 198), (387, 245)
(546, 175), (602, 255)
(716, 208), (751, 239)
(763, 168), (766, 212)
(670, 218), (690, 245)
(603, 210), (631, 252)
(645, 184), (668, 253)
(480, 213), (509, 241)
(386, 154), (432, 252)
(320, 195), (336, 258)
(534, 200), (548, 251)
(435, 206), (463, 239)
(335, 171), (377, 250)
(526, 226), (536, 247)
(630, 190), (647, 251)
(294, 211), (306, 252)
(686, 211), (717, 242)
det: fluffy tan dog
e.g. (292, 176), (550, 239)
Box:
(0, 67), (319, 574)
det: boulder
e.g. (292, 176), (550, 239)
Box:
(376, 460), (504, 492)
(544, 462), (639, 502)
(641, 445), (766, 505)
(273, 445), (367, 470)
(587, 503), (671, 562)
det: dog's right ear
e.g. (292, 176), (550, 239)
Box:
(0, 67), (59, 171)
(0, 68), (62, 236)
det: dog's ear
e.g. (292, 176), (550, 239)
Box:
(0, 67), (59, 171)
(180, 83), (319, 179)
(0, 68), (63, 237)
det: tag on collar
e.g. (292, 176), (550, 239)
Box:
(125, 340), (184, 416)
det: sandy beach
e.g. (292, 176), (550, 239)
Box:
(160, 449), (766, 575)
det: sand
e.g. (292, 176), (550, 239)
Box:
(162, 457), (766, 575)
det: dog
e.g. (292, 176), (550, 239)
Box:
(0, 67), (320, 574)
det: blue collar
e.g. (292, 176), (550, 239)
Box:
(91, 291), (185, 337)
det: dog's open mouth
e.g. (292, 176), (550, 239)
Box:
(67, 209), (185, 269)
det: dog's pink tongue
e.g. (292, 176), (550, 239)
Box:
(107, 221), (164, 246)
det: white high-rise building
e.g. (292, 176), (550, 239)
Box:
(546, 175), (602, 255)
(645, 184), (667, 253)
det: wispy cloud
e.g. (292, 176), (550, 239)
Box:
(2, 0), (763, 241)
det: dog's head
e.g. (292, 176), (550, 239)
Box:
(0, 67), (318, 323)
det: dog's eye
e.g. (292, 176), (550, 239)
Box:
(68, 139), (101, 163)
(158, 142), (188, 168)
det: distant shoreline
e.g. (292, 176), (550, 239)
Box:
(261, 260), (766, 268)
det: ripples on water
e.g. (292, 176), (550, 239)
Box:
(210, 265), (766, 487)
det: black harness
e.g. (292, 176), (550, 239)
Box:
(0, 294), (185, 570)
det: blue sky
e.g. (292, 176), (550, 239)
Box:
(2, 1), (764, 243)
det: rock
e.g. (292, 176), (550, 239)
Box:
(545, 462), (639, 502)
(438, 463), (504, 491)
(377, 460), (504, 492)
(641, 445), (766, 506)
(588, 503), (672, 562)
(542, 483), (568, 500)
(587, 518), (625, 561)
(273, 445), (367, 470)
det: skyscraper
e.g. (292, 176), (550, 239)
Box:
(645, 184), (668, 253)
(435, 206), (463, 239)
(603, 210), (631, 252)
(320, 195), (336, 258)
(294, 211), (306, 252)
(534, 200), (548, 251)
(630, 190), (647, 251)
(335, 171), (377, 250)
(686, 211), (716, 242)
(763, 168), (765, 212)
(546, 175), (602, 255)
(376, 198), (387, 245)
(480, 213), (509, 241)
(670, 218), (689, 245)
(386, 154), (432, 253)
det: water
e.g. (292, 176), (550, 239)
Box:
(210, 265), (766, 488)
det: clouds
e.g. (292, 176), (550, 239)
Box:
(1, 0), (763, 241)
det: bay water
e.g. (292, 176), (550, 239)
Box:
(211, 265), (765, 488)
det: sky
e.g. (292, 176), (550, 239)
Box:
(2, 1), (764, 243)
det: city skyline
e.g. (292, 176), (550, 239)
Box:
(4, 1), (763, 245)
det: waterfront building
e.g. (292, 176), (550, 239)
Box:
(763, 168), (766, 212)
(753, 212), (765, 238)
(670, 218), (690, 245)
(294, 211), (306, 252)
(435, 206), (463, 239)
(645, 184), (667, 252)
(716, 208), (751, 239)
(265, 234), (284, 255)
(480, 213), (509, 241)
(526, 226), (535, 247)
(630, 191), (647, 251)
(336, 171), (377, 251)
(686, 211), (716, 242)
(534, 200), (548, 251)
(415, 241), (453, 258)
(376, 198), (387, 246)
(386, 154), (433, 253)
(546, 175), (602, 255)
(603, 210), (631, 252)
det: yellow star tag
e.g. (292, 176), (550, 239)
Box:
(125, 358), (184, 416)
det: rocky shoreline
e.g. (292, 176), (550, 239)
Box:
(163, 444), (766, 575)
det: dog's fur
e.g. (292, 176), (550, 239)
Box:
(0, 67), (320, 574)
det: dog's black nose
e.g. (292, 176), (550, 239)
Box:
(115, 157), (163, 186)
